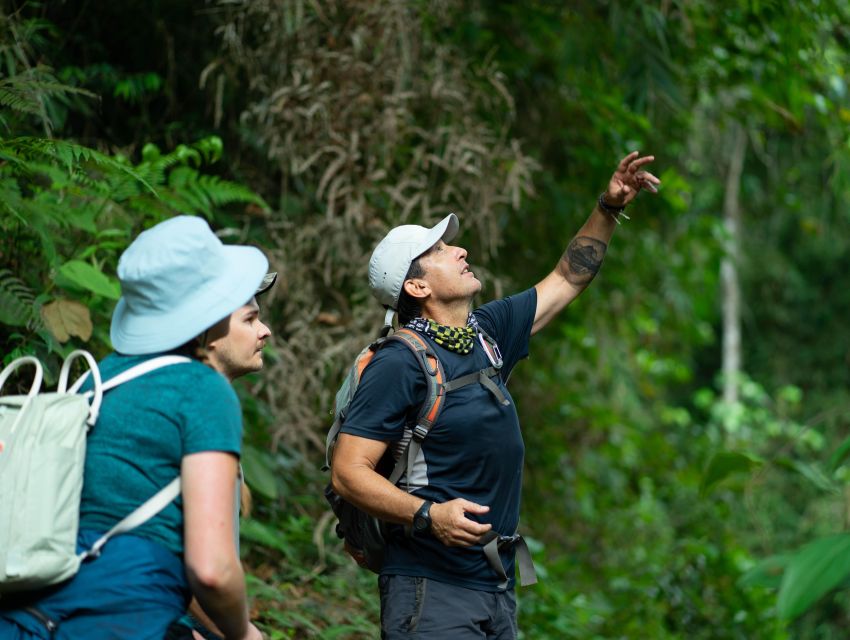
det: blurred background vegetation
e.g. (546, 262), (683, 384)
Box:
(2, 0), (850, 637)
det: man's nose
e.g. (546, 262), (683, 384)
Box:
(259, 322), (271, 338)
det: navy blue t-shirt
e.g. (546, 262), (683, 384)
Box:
(341, 288), (537, 591)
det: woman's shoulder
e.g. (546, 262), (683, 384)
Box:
(93, 353), (232, 393)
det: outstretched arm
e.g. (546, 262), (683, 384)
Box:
(532, 151), (660, 335)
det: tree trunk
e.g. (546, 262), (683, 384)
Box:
(721, 124), (747, 405)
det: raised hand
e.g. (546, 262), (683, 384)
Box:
(604, 151), (660, 208)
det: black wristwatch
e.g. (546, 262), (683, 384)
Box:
(412, 500), (433, 535)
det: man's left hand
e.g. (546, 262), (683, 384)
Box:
(604, 151), (660, 208)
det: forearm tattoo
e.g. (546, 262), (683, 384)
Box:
(559, 236), (608, 286)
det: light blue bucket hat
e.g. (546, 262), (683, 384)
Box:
(110, 215), (269, 355)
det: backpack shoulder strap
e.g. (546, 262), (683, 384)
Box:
(63, 354), (191, 426)
(387, 329), (447, 435)
(323, 337), (390, 471)
(384, 329), (447, 488)
(79, 476), (181, 562)
(442, 365), (509, 406)
(67, 355), (192, 395)
(73, 356), (193, 560)
(99, 355), (193, 392)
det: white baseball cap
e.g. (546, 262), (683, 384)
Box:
(368, 213), (459, 312)
(256, 271), (277, 296)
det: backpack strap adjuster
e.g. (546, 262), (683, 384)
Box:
(412, 424), (429, 442)
(479, 530), (538, 591)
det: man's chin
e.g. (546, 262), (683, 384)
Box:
(235, 357), (264, 378)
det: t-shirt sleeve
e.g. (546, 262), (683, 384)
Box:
(179, 366), (243, 456)
(340, 342), (426, 442)
(473, 287), (537, 377)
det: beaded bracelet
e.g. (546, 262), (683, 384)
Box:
(597, 193), (631, 224)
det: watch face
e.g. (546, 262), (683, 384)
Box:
(413, 502), (431, 532)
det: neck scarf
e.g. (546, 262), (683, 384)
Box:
(405, 314), (480, 355)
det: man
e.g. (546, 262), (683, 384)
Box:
(206, 271), (276, 381)
(165, 272), (275, 640)
(331, 152), (659, 638)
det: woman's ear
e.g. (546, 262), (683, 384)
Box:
(402, 277), (429, 300)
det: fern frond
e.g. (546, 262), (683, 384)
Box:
(0, 66), (96, 134)
(0, 269), (37, 329)
(168, 166), (269, 212)
(126, 193), (183, 220)
(0, 85), (42, 115)
(0, 137), (156, 195)
(0, 71), (96, 100)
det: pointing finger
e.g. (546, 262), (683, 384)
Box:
(628, 155), (655, 172)
(617, 151), (640, 171)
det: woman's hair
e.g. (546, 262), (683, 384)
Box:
(397, 257), (425, 325)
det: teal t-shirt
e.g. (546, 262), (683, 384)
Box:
(79, 353), (242, 555)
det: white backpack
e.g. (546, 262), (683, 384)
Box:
(0, 350), (189, 594)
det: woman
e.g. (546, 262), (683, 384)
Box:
(0, 216), (265, 640)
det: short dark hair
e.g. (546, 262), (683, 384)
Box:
(174, 334), (211, 364)
(397, 257), (425, 325)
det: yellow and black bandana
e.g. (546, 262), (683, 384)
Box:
(405, 316), (476, 355)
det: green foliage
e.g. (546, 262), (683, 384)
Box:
(5, 0), (850, 637)
(237, 469), (381, 639)
(242, 444), (281, 501)
(0, 132), (266, 371)
(0, 269), (37, 328)
(777, 534), (850, 621)
(0, 11), (270, 378)
(701, 451), (763, 496)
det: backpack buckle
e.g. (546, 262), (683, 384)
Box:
(497, 534), (521, 550)
(412, 424), (428, 442)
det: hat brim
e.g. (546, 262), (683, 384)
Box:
(413, 213), (459, 259)
(110, 245), (268, 355)
(256, 271), (277, 296)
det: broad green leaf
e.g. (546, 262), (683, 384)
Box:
(239, 518), (292, 558)
(777, 533), (850, 620)
(241, 444), (279, 500)
(40, 298), (92, 342)
(57, 260), (120, 299)
(700, 451), (761, 495)
(738, 554), (793, 589)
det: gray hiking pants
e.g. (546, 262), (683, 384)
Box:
(379, 574), (517, 639)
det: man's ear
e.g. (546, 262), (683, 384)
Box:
(402, 277), (430, 300)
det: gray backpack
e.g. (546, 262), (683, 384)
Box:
(0, 350), (188, 594)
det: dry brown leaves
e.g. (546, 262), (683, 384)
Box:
(213, 0), (537, 457)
